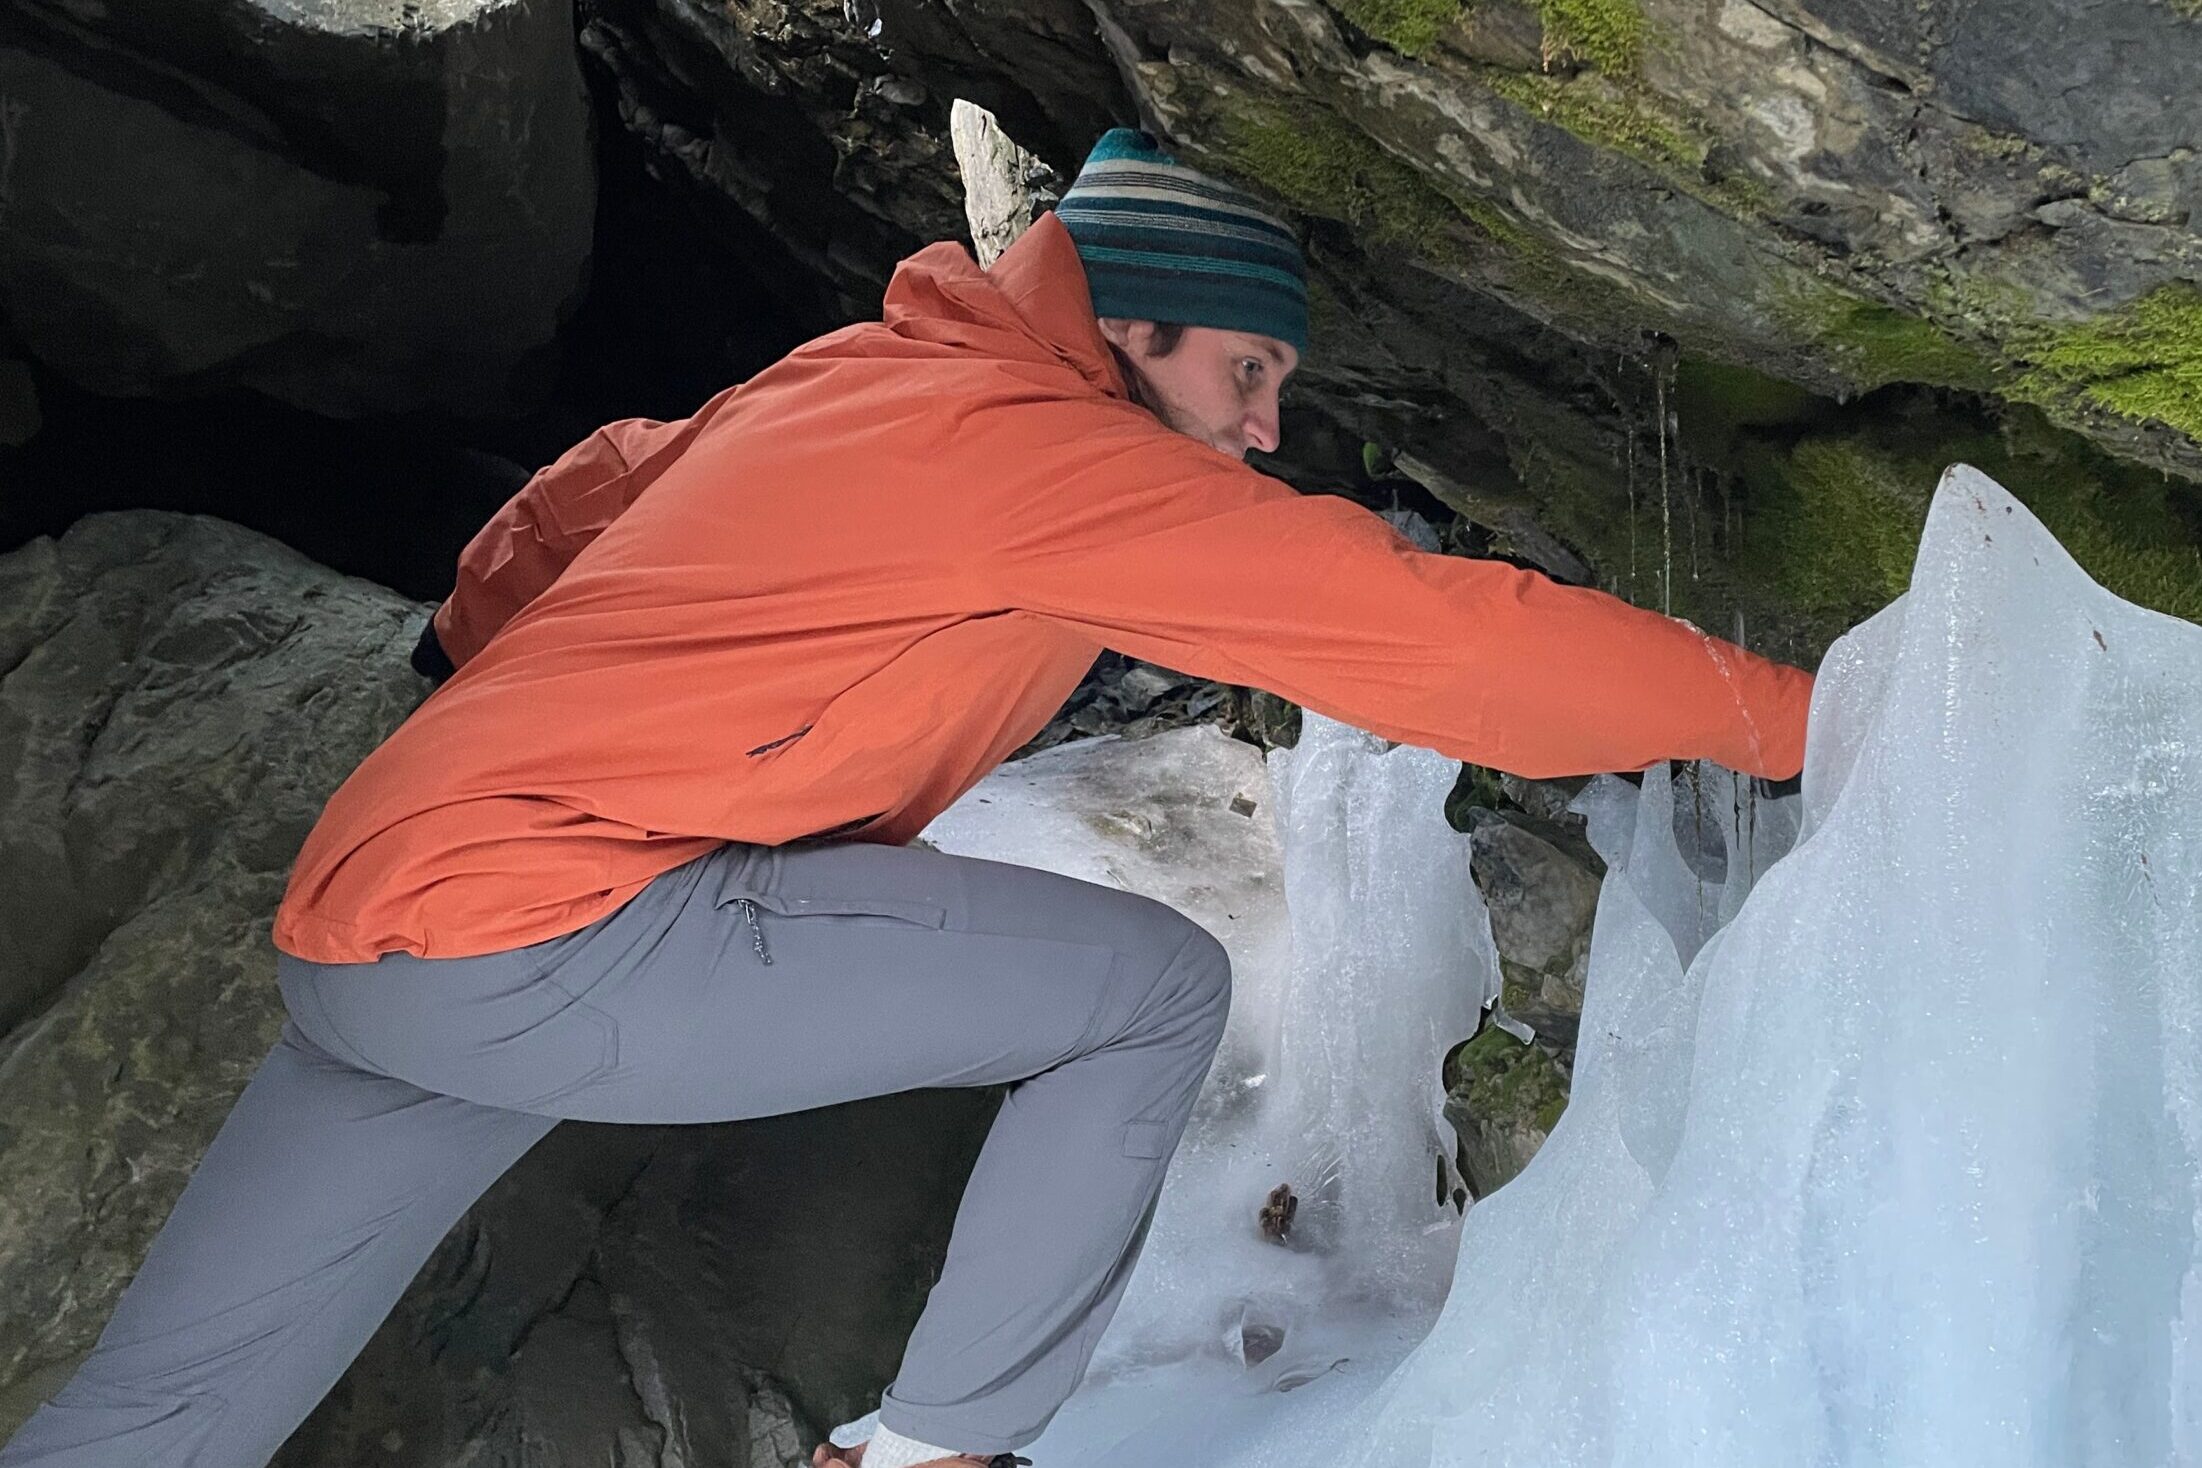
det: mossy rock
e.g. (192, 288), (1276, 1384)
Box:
(1331, 0), (1646, 71)
(1477, 65), (1699, 176)
(1211, 100), (1468, 262)
(1442, 1024), (1571, 1195)
(1328, 0), (1466, 56)
(2010, 285), (2202, 445)
(1728, 404), (2202, 648)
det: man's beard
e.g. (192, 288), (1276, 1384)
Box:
(1106, 346), (1226, 455)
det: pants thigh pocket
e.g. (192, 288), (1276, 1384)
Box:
(1122, 1119), (1172, 1159)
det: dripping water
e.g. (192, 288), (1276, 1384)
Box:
(1690, 466), (1703, 583)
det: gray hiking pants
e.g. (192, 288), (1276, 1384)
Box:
(0, 838), (1231, 1467)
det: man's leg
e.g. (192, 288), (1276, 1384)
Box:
(286, 838), (1233, 1458)
(6, 838), (1229, 1466)
(0, 1025), (554, 1468)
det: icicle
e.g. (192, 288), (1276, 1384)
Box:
(1625, 428), (1638, 603)
(1656, 362), (1673, 616)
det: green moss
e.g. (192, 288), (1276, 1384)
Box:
(1735, 411), (2202, 629)
(1827, 303), (2001, 391)
(1734, 438), (1926, 617)
(1446, 762), (1510, 829)
(2011, 285), (2202, 444)
(1536, 1093), (1568, 1134)
(1214, 102), (1464, 260)
(1333, 0), (1645, 68)
(1330, 0), (1465, 55)
(1446, 1025), (1570, 1136)
(1534, 0), (1647, 73)
(1780, 287), (2001, 392)
(1458, 194), (1544, 256)
(1480, 67), (1698, 172)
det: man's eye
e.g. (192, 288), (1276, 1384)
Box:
(1240, 358), (1263, 378)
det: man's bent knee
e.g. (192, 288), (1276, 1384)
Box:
(1170, 923), (1232, 1026)
(1133, 913), (1232, 1045)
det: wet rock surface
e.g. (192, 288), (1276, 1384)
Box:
(1443, 1023), (1572, 1199)
(1468, 810), (1603, 1049)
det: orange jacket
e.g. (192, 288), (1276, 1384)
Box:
(272, 213), (1811, 964)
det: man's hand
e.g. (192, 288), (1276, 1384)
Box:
(410, 612), (455, 685)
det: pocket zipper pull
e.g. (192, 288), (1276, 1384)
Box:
(736, 897), (773, 965)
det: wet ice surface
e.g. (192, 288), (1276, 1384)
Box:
(842, 464), (2202, 1466)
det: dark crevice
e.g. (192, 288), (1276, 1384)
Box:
(0, 3), (835, 603)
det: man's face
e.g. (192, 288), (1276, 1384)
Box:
(1096, 319), (1300, 460)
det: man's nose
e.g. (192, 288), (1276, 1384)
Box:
(1243, 398), (1281, 456)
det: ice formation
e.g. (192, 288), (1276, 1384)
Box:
(843, 463), (2200, 1467)
(1301, 463), (2202, 1468)
(835, 711), (1500, 1460)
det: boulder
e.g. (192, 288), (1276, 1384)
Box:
(0, 510), (432, 1408)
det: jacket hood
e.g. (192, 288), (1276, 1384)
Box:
(881, 212), (1129, 401)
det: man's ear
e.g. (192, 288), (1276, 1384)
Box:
(1095, 316), (1151, 355)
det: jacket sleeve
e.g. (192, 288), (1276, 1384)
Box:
(432, 392), (739, 669)
(961, 419), (1811, 780)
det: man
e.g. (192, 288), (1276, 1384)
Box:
(0, 129), (1809, 1468)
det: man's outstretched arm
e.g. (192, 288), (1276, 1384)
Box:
(963, 415), (1810, 780)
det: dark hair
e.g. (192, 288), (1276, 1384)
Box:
(1107, 321), (1186, 415)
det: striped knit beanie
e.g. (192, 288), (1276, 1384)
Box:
(1054, 128), (1308, 354)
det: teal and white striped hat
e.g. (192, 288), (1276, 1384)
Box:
(1054, 128), (1308, 354)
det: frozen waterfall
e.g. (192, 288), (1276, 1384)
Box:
(1321, 462), (2200, 1468)
(839, 463), (2199, 1468)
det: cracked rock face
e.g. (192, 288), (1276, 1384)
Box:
(0, 0), (595, 416)
(586, 0), (2200, 460)
(0, 513), (997, 1465)
(1103, 0), (2201, 474)
(1469, 812), (1602, 1051)
(579, 0), (1125, 313)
